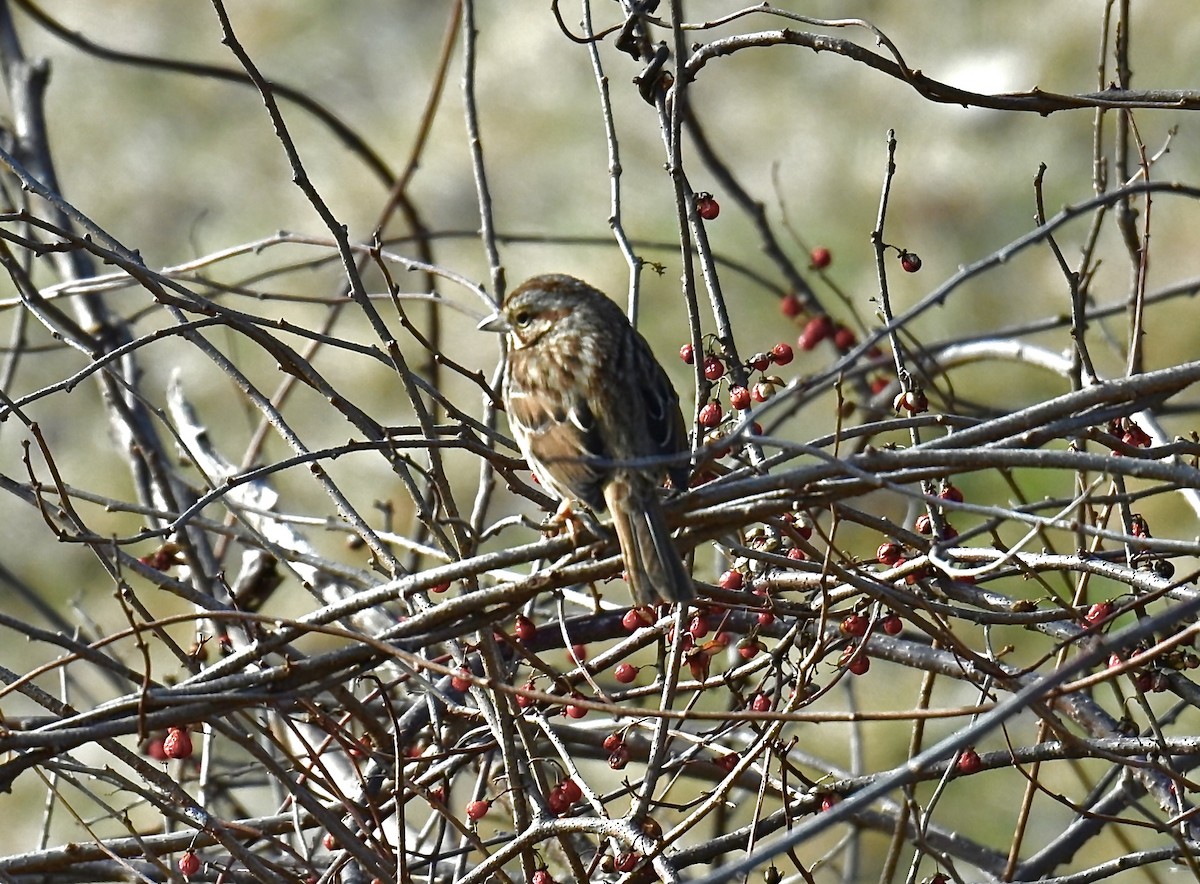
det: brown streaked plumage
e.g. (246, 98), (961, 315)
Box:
(479, 274), (694, 604)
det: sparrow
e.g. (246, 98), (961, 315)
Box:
(479, 274), (694, 604)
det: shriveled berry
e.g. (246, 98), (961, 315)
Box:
(614, 662), (639, 684)
(703, 355), (725, 381)
(810, 247), (832, 269)
(877, 541), (903, 565)
(679, 343), (695, 364)
(771, 342), (794, 365)
(900, 251), (922, 272)
(163, 727), (193, 760)
(699, 401), (723, 427)
(608, 744), (631, 769)
(696, 192), (720, 220)
(752, 381), (774, 402)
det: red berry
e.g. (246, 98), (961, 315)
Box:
(718, 569), (744, 590)
(516, 680), (536, 708)
(798, 315), (834, 350)
(532, 871), (555, 884)
(832, 326), (857, 350)
(840, 613), (868, 637)
(914, 514), (933, 535)
(786, 547), (806, 563)
(940, 484), (964, 503)
(431, 581), (451, 593)
(770, 342), (794, 365)
(758, 610), (776, 626)
(145, 737), (167, 761)
(956, 747), (982, 775)
(547, 786), (571, 815)
(749, 351), (772, 372)
(703, 354), (725, 380)
(729, 385), (751, 410)
(608, 744), (631, 769)
(323, 832), (337, 851)
(882, 613), (903, 635)
(1085, 601), (1114, 626)
(750, 692), (773, 712)
(738, 639), (762, 660)
(163, 727), (193, 760)
(699, 401), (723, 427)
(877, 541), (903, 565)
(558, 778), (583, 803)
(451, 668), (472, 692)
(841, 646), (870, 675)
(820, 793), (840, 812)
(870, 376), (891, 394)
(614, 852), (640, 873)
(466, 799), (491, 821)
(570, 644), (587, 663)
(810, 246), (832, 269)
(623, 607), (653, 631)
(603, 732), (624, 752)
(900, 251), (922, 272)
(715, 751), (738, 772)
(514, 614), (537, 642)
(696, 192), (720, 220)
(781, 292), (803, 317)
(565, 696), (588, 718)
(178, 851), (201, 876)
(688, 614), (710, 638)
(752, 381), (773, 402)
(614, 662), (639, 684)
(679, 343), (695, 364)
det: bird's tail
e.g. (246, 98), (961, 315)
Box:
(605, 477), (695, 605)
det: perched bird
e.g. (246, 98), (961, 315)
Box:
(479, 274), (695, 604)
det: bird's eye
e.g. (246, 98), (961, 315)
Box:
(514, 310), (533, 327)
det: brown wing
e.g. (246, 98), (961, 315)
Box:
(505, 374), (608, 511)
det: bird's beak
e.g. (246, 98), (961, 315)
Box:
(477, 311), (510, 334)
